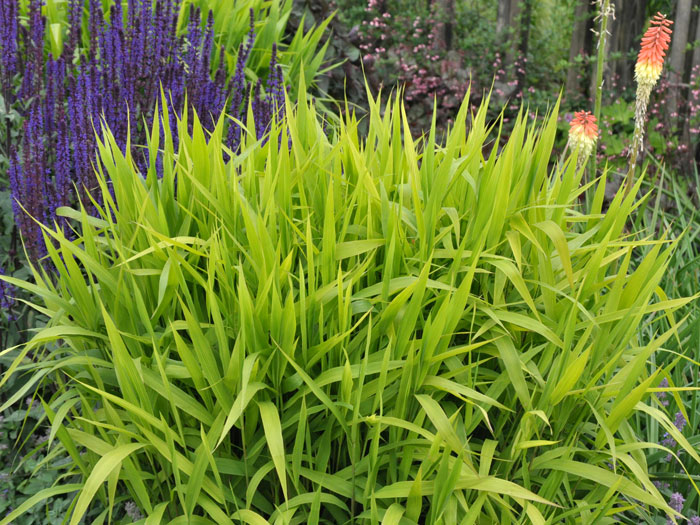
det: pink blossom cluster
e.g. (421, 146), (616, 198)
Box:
(357, 0), (471, 129)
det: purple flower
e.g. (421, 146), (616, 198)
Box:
(0, 0), (19, 95)
(674, 411), (687, 432)
(669, 491), (684, 513)
(660, 411), (687, 462)
(3, 0), (287, 263)
(661, 432), (676, 449)
(653, 480), (670, 491)
(656, 377), (670, 407)
(64, 0), (82, 60)
(124, 501), (144, 521)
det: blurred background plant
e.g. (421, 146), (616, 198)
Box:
(319, 0), (700, 175)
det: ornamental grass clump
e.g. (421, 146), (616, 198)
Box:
(0, 84), (697, 523)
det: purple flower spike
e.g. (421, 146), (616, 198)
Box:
(65, 0), (83, 60)
(674, 411), (687, 432)
(669, 491), (684, 513)
(3, 0), (287, 263)
(0, 0), (19, 97)
(656, 377), (670, 407)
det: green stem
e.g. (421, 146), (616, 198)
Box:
(590, 0), (612, 188)
(624, 127), (642, 198)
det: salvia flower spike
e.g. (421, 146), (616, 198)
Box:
(2, 0), (284, 264)
(568, 110), (599, 169)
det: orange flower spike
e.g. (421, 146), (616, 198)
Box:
(568, 111), (599, 161)
(635, 13), (673, 86)
(630, 12), (673, 160)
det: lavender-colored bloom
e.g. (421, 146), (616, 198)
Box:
(3, 0), (287, 263)
(268, 43), (286, 122)
(0, 0), (19, 96)
(185, 8), (203, 77)
(225, 12), (257, 154)
(674, 411), (687, 432)
(19, 0), (46, 101)
(44, 58), (65, 138)
(65, 0), (82, 60)
(124, 501), (144, 521)
(656, 377), (670, 407)
(689, 516), (700, 525)
(653, 480), (670, 491)
(660, 411), (687, 462)
(11, 102), (48, 261)
(199, 12), (214, 81)
(87, 0), (103, 56)
(669, 491), (684, 513)
(54, 99), (72, 220)
(661, 432), (676, 449)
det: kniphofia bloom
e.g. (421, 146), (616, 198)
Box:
(630, 12), (673, 161)
(635, 13), (673, 87)
(568, 111), (599, 164)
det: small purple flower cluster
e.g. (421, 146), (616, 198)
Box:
(656, 483), (700, 524)
(660, 410), (687, 463)
(656, 377), (670, 407)
(0, 0), (286, 263)
(124, 500), (144, 521)
(665, 491), (685, 525)
(0, 1), (19, 99)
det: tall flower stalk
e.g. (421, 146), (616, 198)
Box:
(590, 0), (614, 186)
(625, 12), (673, 195)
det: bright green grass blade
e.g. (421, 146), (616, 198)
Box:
(258, 400), (289, 501)
(70, 443), (145, 525)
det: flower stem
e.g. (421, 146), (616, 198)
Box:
(624, 125), (643, 198)
(590, 0), (613, 188)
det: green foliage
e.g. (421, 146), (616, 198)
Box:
(0, 93), (23, 187)
(0, 399), (101, 524)
(0, 84), (696, 523)
(187, 0), (333, 97)
(629, 166), (700, 522)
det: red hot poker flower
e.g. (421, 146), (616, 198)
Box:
(569, 111), (599, 142)
(569, 110), (599, 158)
(568, 111), (598, 166)
(635, 12), (673, 86)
